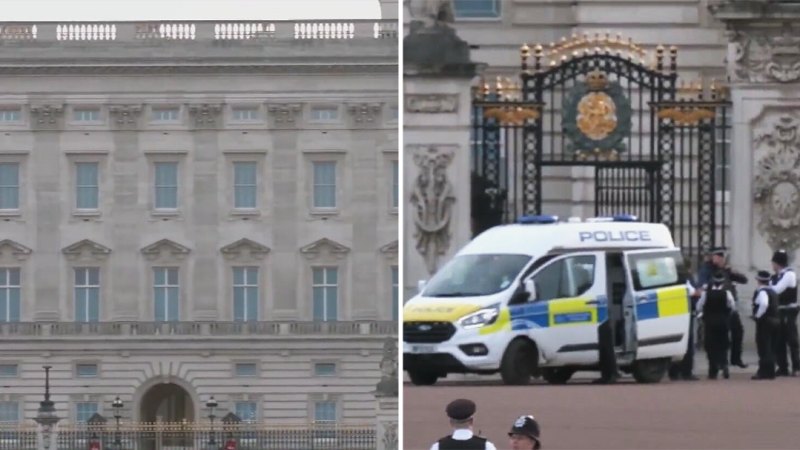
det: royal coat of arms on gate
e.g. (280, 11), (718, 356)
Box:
(562, 69), (632, 160)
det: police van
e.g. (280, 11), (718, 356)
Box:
(403, 214), (691, 385)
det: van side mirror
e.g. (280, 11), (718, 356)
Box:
(524, 279), (537, 300)
(417, 279), (427, 294)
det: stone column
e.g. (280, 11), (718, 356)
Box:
(374, 337), (398, 450)
(402, 3), (481, 300)
(710, 2), (800, 273)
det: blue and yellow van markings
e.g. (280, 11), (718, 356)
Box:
(634, 285), (689, 321)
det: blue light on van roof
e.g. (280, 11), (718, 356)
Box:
(518, 215), (559, 224)
(612, 214), (639, 222)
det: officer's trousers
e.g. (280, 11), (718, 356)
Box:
(729, 310), (745, 364)
(756, 318), (777, 378)
(598, 319), (618, 380)
(774, 309), (800, 373)
(704, 318), (729, 377)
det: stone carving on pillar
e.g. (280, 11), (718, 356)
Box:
(29, 104), (64, 130)
(108, 104), (142, 129)
(267, 103), (301, 126)
(409, 145), (455, 275)
(188, 103), (223, 129)
(753, 114), (800, 251)
(383, 422), (398, 450)
(405, 94), (458, 113)
(730, 24), (800, 83)
(375, 336), (398, 397)
(346, 103), (382, 124)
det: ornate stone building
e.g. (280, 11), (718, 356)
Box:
(402, 0), (738, 298)
(0, 14), (398, 428)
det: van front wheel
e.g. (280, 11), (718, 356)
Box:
(500, 339), (537, 385)
(407, 369), (439, 386)
(632, 358), (669, 383)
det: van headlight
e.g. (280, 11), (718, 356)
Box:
(459, 304), (500, 329)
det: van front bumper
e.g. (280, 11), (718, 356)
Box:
(402, 327), (510, 373)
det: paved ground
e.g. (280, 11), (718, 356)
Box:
(403, 352), (800, 449)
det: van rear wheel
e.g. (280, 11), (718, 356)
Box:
(541, 368), (575, 385)
(407, 369), (439, 386)
(632, 358), (669, 383)
(500, 339), (537, 385)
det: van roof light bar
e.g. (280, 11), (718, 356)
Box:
(518, 215), (559, 224)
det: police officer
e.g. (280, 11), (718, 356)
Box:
(751, 270), (779, 380)
(697, 247), (749, 368)
(507, 415), (541, 450)
(696, 271), (736, 379)
(769, 250), (799, 377)
(431, 399), (497, 450)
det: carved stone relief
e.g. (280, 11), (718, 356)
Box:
(267, 103), (301, 125)
(375, 336), (398, 397)
(346, 103), (382, 123)
(405, 94), (458, 113)
(753, 114), (800, 251)
(29, 104), (64, 130)
(409, 145), (456, 275)
(188, 103), (223, 129)
(731, 25), (800, 84)
(108, 104), (143, 129)
(382, 421), (399, 450)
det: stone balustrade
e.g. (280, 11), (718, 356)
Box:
(0, 320), (398, 337)
(0, 20), (398, 42)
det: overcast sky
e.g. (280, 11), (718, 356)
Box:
(0, 0), (382, 20)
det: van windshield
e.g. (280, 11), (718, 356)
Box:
(423, 254), (532, 297)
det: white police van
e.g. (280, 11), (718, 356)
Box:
(403, 214), (691, 385)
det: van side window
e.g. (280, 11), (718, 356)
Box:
(629, 253), (683, 291)
(532, 255), (596, 301)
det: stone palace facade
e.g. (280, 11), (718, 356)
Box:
(0, 11), (398, 427)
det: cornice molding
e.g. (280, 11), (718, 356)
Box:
(0, 64), (398, 76)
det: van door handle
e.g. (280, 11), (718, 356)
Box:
(585, 300), (600, 305)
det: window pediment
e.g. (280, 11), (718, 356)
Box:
(141, 239), (191, 261)
(220, 238), (270, 261)
(62, 239), (111, 261)
(300, 237), (350, 260)
(0, 239), (32, 261)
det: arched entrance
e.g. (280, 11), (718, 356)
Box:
(139, 382), (195, 423)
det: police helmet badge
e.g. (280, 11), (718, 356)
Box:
(514, 416), (527, 427)
(562, 69), (632, 161)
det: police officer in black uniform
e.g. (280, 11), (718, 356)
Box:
(507, 415), (542, 450)
(697, 247), (749, 368)
(696, 271), (736, 379)
(431, 399), (497, 450)
(751, 270), (779, 380)
(769, 250), (800, 377)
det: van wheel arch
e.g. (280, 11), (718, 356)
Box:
(500, 337), (540, 385)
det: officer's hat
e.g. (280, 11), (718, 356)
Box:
(445, 399), (476, 421)
(772, 250), (789, 267)
(708, 246), (727, 257)
(756, 270), (771, 282)
(508, 415), (541, 447)
(712, 271), (725, 283)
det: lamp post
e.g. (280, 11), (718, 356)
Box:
(33, 366), (59, 450)
(206, 396), (218, 449)
(112, 396), (123, 450)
